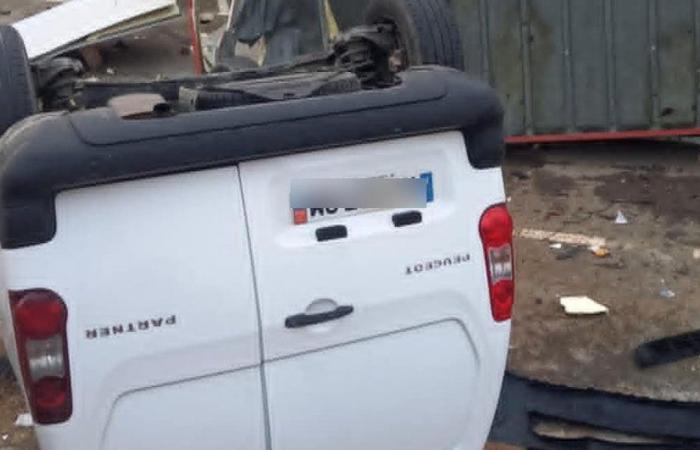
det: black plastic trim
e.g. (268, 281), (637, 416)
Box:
(392, 210), (422, 227)
(0, 67), (504, 248)
(315, 225), (348, 242)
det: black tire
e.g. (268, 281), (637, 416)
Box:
(0, 25), (37, 136)
(364, 0), (464, 71)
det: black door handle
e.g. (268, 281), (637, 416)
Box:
(285, 305), (354, 328)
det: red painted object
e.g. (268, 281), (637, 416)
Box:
(187, 0), (205, 75)
(507, 128), (700, 144)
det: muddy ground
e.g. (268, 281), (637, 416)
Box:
(2, 2), (700, 449)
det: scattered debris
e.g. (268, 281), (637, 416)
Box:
(560, 296), (609, 316)
(590, 245), (611, 258)
(0, 9), (11, 16)
(693, 248), (700, 260)
(1, 433), (8, 441)
(520, 228), (606, 248)
(549, 243), (563, 250)
(635, 329), (700, 368)
(659, 279), (676, 299)
(105, 67), (115, 75)
(614, 210), (629, 225)
(14, 413), (33, 428)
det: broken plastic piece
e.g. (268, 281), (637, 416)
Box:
(693, 249), (700, 260)
(560, 296), (609, 315)
(14, 413), (33, 427)
(614, 210), (629, 225)
(520, 229), (606, 248)
(659, 279), (676, 299)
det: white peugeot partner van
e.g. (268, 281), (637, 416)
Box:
(0, 4), (513, 448)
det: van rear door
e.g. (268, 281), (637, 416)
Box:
(1, 167), (268, 450)
(239, 131), (511, 450)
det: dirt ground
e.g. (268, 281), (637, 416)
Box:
(0, 347), (36, 450)
(1, 2), (700, 449)
(506, 142), (700, 402)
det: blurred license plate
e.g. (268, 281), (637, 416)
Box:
(292, 172), (434, 224)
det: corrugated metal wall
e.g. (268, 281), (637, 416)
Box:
(451, 0), (700, 136)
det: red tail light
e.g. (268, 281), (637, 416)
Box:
(479, 204), (515, 322)
(10, 290), (72, 424)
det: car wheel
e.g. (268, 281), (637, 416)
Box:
(0, 25), (38, 136)
(364, 0), (464, 71)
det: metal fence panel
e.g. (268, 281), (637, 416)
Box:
(658, 0), (695, 127)
(451, 0), (700, 137)
(488, 0), (528, 134)
(570, 0), (608, 131)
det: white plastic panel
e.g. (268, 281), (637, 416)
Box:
(14, 0), (178, 59)
(2, 167), (264, 450)
(102, 368), (266, 450)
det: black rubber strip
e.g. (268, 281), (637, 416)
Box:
(635, 329), (700, 369)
